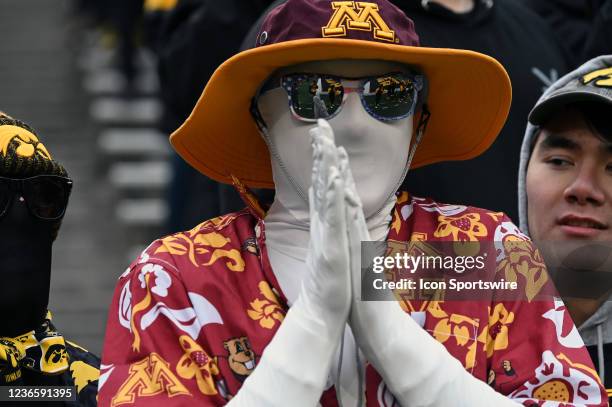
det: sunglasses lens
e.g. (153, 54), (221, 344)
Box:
(287, 75), (343, 120)
(23, 177), (70, 220)
(362, 74), (417, 119)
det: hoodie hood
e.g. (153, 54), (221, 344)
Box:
(518, 54), (612, 235)
(517, 55), (612, 383)
(581, 300), (612, 384)
(580, 301), (612, 344)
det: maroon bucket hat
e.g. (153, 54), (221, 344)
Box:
(255, 0), (419, 46)
(171, 0), (512, 189)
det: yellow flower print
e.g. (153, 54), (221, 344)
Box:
(434, 213), (487, 242)
(480, 303), (515, 358)
(156, 230), (245, 272)
(203, 249), (245, 272)
(247, 282), (285, 329)
(176, 335), (220, 396)
(189, 213), (240, 235)
(193, 231), (231, 248)
(156, 233), (199, 266)
(497, 242), (548, 301)
(391, 192), (410, 235)
(432, 313), (479, 346)
(487, 212), (504, 222)
(427, 302), (480, 369)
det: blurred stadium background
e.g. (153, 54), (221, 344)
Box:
(0, 0), (170, 355)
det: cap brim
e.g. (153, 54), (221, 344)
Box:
(529, 89), (612, 126)
(170, 38), (511, 189)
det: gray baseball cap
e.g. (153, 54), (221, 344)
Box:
(529, 59), (612, 126)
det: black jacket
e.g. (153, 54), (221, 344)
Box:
(393, 0), (569, 221)
(156, 0), (275, 132)
(519, 0), (612, 68)
(148, 0), (276, 232)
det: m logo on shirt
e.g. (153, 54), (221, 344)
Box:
(322, 1), (395, 42)
(111, 353), (190, 406)
(582, 67), (612, 88)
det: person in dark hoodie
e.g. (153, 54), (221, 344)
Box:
(0, 112), (100, 406)
(518, 0), (612, 68)
(153, 0), (276, 233)
(390, 0), (569, 221)
(518, 55), (612, 402)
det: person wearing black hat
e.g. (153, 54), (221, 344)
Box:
(519, 54), (612, 403)
(0, 113), (100, 406)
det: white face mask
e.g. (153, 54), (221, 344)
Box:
(257, 60), (414, 221)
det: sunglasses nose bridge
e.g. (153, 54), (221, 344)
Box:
(5, 179), (26, 193)
(332, 91), (371, 125)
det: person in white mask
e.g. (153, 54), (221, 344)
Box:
(99, 0), (607, 406)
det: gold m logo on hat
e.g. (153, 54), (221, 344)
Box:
(322, 1), (396, 42)
(582, 67), (612, 88)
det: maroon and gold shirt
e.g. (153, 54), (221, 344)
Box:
(98, 192), (608, 406)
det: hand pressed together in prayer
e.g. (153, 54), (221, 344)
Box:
(306, 119), (523, 407)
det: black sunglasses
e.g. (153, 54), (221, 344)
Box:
(0, 175), (73, 221)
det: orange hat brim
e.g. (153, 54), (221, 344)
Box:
(170, 38), (512, 189)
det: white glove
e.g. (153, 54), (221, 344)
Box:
(229, 119), (351, 406)
(339, 148), (522, 407)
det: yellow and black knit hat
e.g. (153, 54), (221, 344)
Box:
(0, 112), (67, 178)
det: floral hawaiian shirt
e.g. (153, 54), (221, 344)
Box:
(98, 192), (608, 406)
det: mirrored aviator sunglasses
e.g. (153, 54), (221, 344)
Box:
(0, 175), (73, 221)
(276, 71), (424, 122)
